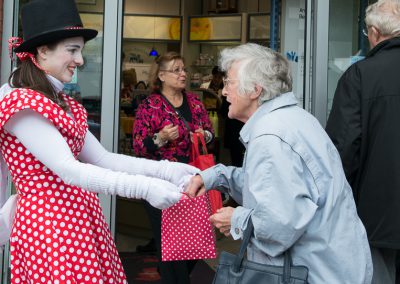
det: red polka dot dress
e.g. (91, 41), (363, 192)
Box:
(0, 89), (127, 284)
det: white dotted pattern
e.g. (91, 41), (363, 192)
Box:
(0, 89), (127, 283)
(161, 193), (217, 261)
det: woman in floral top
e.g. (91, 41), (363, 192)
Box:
(132, 52), (214, 283)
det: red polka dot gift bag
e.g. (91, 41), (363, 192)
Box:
(161, 193), (217, 261)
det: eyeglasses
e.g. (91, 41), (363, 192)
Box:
(222, 77), (239, 88)
(161, 67), (189, 75)
(362, 27), (369, 37)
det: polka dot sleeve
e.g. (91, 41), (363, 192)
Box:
(0, 88), (63, 131)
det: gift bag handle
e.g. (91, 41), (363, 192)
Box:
(191, 132), (208, 159)
(232, 218), (294, 284)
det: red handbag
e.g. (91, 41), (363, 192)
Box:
(189, 133), (223, 215)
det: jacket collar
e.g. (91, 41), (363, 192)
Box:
(240, 92), (298, 144)
(367, 36), (400, 57)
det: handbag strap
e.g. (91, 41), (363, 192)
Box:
(232, 218), (293, 284)
(161, 93), (191, 132)
(191, 132), (208, 159)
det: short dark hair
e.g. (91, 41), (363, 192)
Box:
(212, 66), (222, 76)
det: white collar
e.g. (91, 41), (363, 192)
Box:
(46, 75), (64, 93)
(0, 83), (12, 100)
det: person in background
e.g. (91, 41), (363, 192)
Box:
(120, 68), (138, 115)
(186, 43), (372, 283)
(326, 1), (400, 283)
(220, 93), (245, 167)
(202, 66), (245, 167)
(200, 65), (224, 93)
(1, 0), (198, 283)
(132, 51), (214, 284)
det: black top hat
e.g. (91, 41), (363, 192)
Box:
(14, 0), (98, 52)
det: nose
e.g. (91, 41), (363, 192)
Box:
(222, 85), (228, 97)
(75, 52), (84, 67)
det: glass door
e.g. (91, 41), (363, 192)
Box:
(115, 0), (181, 250)
(327, 0), (376, 118)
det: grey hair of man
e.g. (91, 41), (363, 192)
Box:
(218, 43), (292, 105)
(365, 0), (400, 36)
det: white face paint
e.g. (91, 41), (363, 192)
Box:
(39, 37), (85, 83)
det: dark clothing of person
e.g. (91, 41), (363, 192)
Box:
(326, 37), (400, 249)
(208, 80), (223, 93)
(221, 97), (245, 167)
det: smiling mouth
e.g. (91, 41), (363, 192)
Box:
(68, 67), (75, 74)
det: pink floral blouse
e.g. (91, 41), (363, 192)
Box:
(132, 92), (214, 162)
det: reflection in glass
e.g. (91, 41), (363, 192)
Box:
(249, 14), (270, 41)
(189, 15), (242, 41)
(327, 0), (365, 117)
(124, 16), (181, 41)
(75, 10), (105, 140)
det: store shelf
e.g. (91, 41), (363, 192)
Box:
(191, 65), (214, 68)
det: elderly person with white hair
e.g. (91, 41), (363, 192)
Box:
(186, 43), (373, 283)
(326, 0), (400, 283)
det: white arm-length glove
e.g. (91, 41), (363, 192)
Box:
(76, 163), (181, 209)
(4, 110), (182, 209)
(79, 131), (200, 186)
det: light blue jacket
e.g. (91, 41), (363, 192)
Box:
(201, 92), (372, 283)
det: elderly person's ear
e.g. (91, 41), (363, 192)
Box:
(249, 85), (262, 99)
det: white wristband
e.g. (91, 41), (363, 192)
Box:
(204, 130), (213, 144)
(153, 133), (168, 147)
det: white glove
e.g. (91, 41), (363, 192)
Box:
(136, 177), (182, 209)
(178, 174), (195, 192)
(78, 164), (182, 209)
(157, 160), (200, 185)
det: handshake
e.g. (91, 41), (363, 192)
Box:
(145, 161), (207, 210)
(157, 161), (233, 237)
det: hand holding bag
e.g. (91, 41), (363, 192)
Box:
(190, 132), (222, 214)
(213, 218), (309, 284)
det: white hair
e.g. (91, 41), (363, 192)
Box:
(365, 0), (400, 36)
(218, 43), (292, 104)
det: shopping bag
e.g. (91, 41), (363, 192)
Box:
(189, 133), (222, 214)
(161, 194), (217, 261)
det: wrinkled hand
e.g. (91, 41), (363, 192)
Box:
(210, 207), (235, 237)
(163, 161), (199, 185)
(185, 174), (206, 197)
(146, 178), (182, 209)
(159, 124), (179, 142)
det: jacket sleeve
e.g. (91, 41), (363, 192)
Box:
(132, 99), (159, 158)
(325, 65), (362, 188)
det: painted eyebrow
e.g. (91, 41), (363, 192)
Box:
(65, 44), (82, 49)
